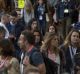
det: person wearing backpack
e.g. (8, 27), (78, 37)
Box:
(18, 30), (46, 74)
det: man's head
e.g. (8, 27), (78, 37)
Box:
(1, 14), (10, 24)
(18, 30), (35, 50)
(10, 10), (18, 24)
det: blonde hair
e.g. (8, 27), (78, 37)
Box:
(24, 0), (34, 13)
(24, 64), (40, 74)
(64, 29), (80, 47)
(41, 33), (59, 55)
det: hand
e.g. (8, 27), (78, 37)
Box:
(23, 56), (30, 66)
(4, 60), (11, 69)
(9, 35), (16, 39)
(0, 61), (5, 69)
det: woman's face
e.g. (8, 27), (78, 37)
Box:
(31, 21), (38, 30)
(71, 32), (79, 44)
(34, 32), (40, 43)
(51, 35), (59, 47)
(49, 26), (55, 33)
(38, 0), (43, 4)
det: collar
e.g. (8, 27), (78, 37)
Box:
(69, 45), (77, 55)
(27, 45), (34, 52)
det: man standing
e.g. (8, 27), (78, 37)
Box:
(0, 14), (9, 39)
(10, 10), (25, 42)
(18, 30), (46, 74)
(9, 10), (25, 61)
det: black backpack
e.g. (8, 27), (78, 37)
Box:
(29, 48), (58, 74)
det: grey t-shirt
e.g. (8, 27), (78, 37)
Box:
(20, 47), (44, 74)
(27, 47), (44, 66)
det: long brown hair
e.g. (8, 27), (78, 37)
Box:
(0, 39), (14, 57)
(64, 29), (80, 47)
(24, 0), (34, 14)
(41, 33), (59, 55)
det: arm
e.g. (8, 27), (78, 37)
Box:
(37, 63), (46, 74)
(10, 58), (20, 74)
(32, 52), (46, 74)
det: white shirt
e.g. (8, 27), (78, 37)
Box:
(20, 52), (24, 74)
(0, 22), (9, 39)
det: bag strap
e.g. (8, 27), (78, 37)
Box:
(69, 46), (75, 74)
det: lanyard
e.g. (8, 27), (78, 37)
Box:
(69, 46), (76, 74)
(69, 46), (74, 60)
(69, 46), (77, 67)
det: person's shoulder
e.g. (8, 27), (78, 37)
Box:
(10, 57), (19, 63)
(0, 22), (4, 26)
(31, 47), (40, 53)
(30, 48), (44, 65)
(32, 47), (39, 50)
(31, 47), (43, 58)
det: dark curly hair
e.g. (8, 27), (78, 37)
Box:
(21, 30), (35, 45)
(0, 39), (14, 56)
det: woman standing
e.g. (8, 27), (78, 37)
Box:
(21, 0), (34, 26)
(62, 29), (80, 74)
(41, 33), (65, 74)
(34, 0), (48, 36)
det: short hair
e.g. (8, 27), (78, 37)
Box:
(0, 26), (6, 34)
(0, 39), (14, 56)
(10, 10), (18, 17)
(27, 18), (38, 29)
(24, 65), (40, 74)
(21, 30), (35, 45)
(1, 14), (9, 20)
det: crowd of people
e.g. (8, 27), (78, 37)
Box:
(0, 0), (80, 74)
